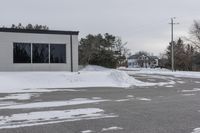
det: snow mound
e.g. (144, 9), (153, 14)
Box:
(118, 67), (170, 72)
(81, 65), (110, 71)
(109, 70), (144, 86)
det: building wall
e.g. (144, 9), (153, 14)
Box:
(0, 32), (78, 71)
(72, 35), (79, 72)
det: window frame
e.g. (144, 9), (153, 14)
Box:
(13, 42), (67, 64)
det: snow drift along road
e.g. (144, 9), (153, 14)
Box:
(0, 65), (141, 93)
(0, 65), (172, 93)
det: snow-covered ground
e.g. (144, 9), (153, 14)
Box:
(0, 65), (170, 93)
(0, 108), (117, 129)
(191, 128), (200, 133)
(101, 126), (123, 131)
(0, 98), (108, 109)
(119, 67), (200, 79)
(0, 65), (200, 93)
(0, 93), (40, 100)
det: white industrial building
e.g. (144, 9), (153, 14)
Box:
(0, 28), (79, 71)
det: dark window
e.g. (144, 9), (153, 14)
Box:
(32, 43), (49, 63)
(13, 43), (31, 63)
(50, 44), (66, 63)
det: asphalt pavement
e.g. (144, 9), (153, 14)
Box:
(1, 74), (200, 133)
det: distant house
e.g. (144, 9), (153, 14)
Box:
(128, 54), (159, 68)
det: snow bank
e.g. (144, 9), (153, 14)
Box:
(81, 65), (110, 71)
(121, 68), (200, 78)
(0, 65), (146, 93)
(118, 67), (170, 72)
(0, 65), (176, 93)
(109, 70), (150, 86)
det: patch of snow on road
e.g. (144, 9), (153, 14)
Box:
(142, 75), (177, 80)
(147, 79), (156, 82)
(115, 96), (151, 102)
(181, 94), (195, 96)
(0, 93), (40, 101)
(92, 97), (102, 100)
(126, 95), (134, 98)
(0, 88), (82, 94)
(0, 108), (117, 129)
(165, 85), (174, 88)
(115, 99), (131, 102)
(177, 81), (185, 84)
(101, 126), (123, 131)
(81, 130), (94, 133)
(0, 102), (16, 107)
(154, 80), (176, 86)
(191, 128), (200, 133)
(135, 97), (152, 101)
(181, 88), (200, 93)
(0, 98), (109, 109)
(195, 81), (200, 84)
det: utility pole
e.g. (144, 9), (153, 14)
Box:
(169, 17), (179, 72)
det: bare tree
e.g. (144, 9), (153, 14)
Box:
(189, 20), (200, 50)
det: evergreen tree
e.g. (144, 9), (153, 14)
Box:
(79, 33), (129, 68)
(165, 38), (194, 71)
(7, 23), (49, 30)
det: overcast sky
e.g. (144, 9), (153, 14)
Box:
(0, 0), (199, 55)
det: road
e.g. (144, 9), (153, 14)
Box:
(1, 74), (200, 133)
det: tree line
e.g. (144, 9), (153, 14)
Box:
(1, 23), (49, 30)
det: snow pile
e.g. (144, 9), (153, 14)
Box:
(118, 67), (170, 72)
(0, 65), (150, 93)
(81, 65), (110, 71)
(0, 65), (176, 93)
(109, 70), (147, 86)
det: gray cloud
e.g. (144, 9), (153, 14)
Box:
(0, 0), (200, 55)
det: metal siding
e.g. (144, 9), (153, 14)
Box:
(0, 32), (78, 71)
